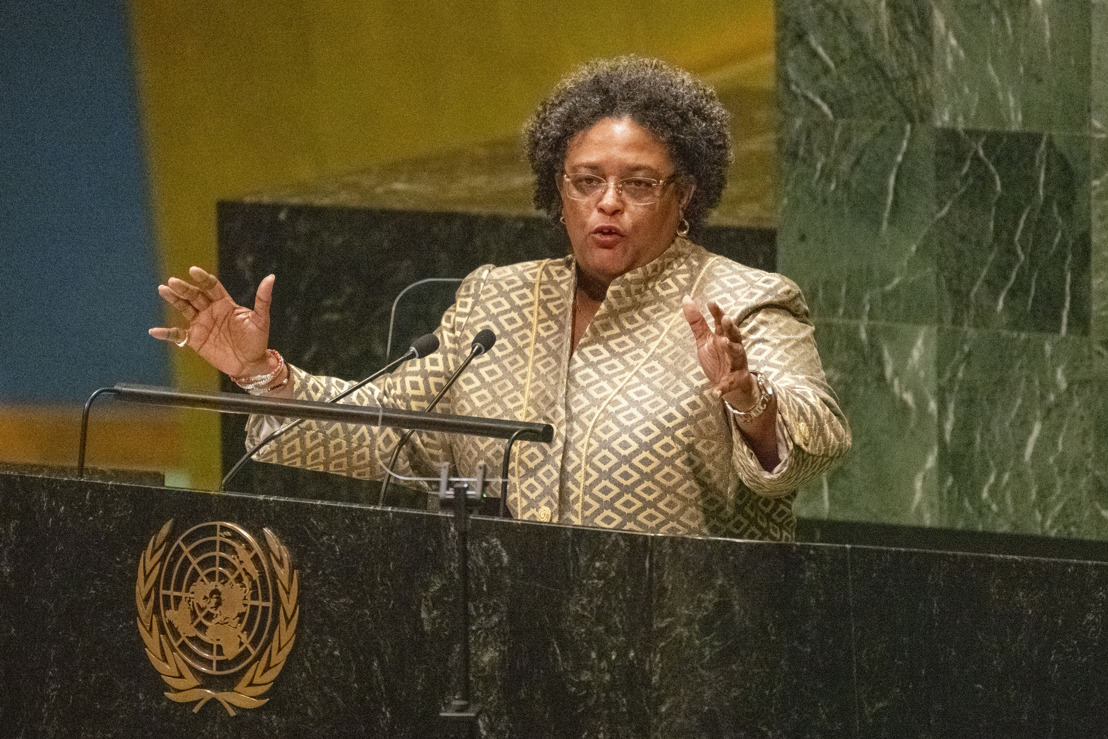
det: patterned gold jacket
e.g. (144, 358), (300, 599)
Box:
(247, 237), (850, 541)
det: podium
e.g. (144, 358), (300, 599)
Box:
(2, 469), (1106, 736)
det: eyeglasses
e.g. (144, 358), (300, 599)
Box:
(560, 173), (677, 205)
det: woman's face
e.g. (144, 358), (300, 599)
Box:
(560, 116), (692, 290)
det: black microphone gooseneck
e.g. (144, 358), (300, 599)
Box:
(377, 329), (496, 506)
(220, 333), (440, 492)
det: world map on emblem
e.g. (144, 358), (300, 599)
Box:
(158, 522), (275, 675)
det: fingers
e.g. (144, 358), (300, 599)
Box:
(189, 265), (233, 304)
(157, 265), (240, 320)
(148, 326), (188, 346)
(157, 283), (199, 320)
(252, 274), (275, 323)
(707, 300), (725, 331)
(686, 296), (754, 393)
(159, 266), (216, 318)
(682, 296), (711, 341)
(167, 327), (189, 346)
(687, 298), (744, 346)
(706, 300), (744, 345)
(720, 314), (744, 345)
(165, 276), (211, 310)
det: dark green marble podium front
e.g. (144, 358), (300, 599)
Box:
(2, 469), (1106, 737)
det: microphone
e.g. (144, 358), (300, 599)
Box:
(220, 332), (440, 491)
(407, 333), (443, 359)
(377, 329), (497, 505)
(470, 328), (496, 356)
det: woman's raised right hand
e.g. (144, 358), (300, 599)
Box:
(149, 266), (276, 378)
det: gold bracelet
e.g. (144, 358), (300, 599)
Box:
(723, 371), (773, 424)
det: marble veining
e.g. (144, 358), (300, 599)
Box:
(780, 0), (1107, 546)
(1095, 1), (1108, 136)
(649, 537), (855, 736)
(1092, 134), (1108, 340)
(795, 320), (939, 528)
(936, 129), (1090, 335)
(933, 0), (1091, 133)
(938, 327), (1108, 539)
(779, 0), (933, 123)
(779, 117), (937, 325)
(852, 547), (1108, 737)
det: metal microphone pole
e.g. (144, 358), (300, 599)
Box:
(378, 330), (496, 506)
(438, 462), (484, 737)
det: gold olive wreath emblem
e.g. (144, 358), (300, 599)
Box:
(136, 520), (299, 715)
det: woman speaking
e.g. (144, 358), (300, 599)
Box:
(150, 57), (851, 541)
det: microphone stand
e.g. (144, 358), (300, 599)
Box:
(378, 331), (495, 506)
(438, 462), (484, 737)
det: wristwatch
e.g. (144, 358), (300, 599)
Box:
(722, 371), (773, 424)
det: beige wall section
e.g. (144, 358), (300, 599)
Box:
(127, 0), (774, 489)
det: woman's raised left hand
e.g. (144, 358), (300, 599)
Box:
(682, 296), (780, 469)
(681, 296), (758, 405)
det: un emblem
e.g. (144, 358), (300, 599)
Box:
(136, 520), (299, 715)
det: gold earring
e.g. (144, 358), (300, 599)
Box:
(677, 218), (690, 238)
(559, 215), (566, 224)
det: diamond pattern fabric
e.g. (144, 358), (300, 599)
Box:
(246, 238), (850, 540)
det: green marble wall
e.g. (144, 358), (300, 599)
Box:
(779, 0), (1108, 539)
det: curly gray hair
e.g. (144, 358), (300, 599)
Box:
(524, 56), (732, 236)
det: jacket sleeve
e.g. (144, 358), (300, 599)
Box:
(709, 272), (852, 498)
(243, 266), (493, 485)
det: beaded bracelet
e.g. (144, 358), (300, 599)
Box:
(230, 349), (286, 394)
(252, 366), (290, 396)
